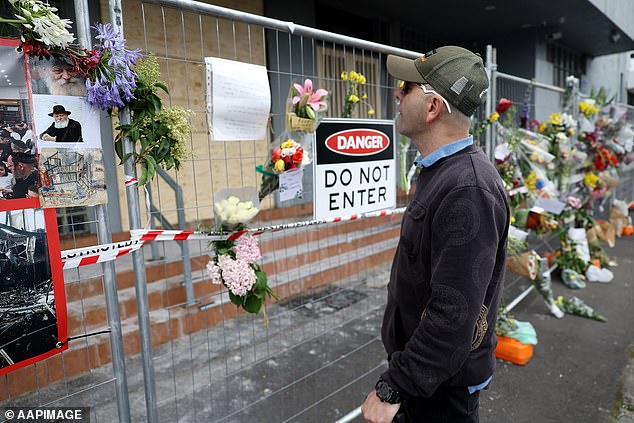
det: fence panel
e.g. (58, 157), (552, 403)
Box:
(3, 1), (633, 422)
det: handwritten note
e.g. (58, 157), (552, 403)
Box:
(278, 168), (303, 202)
(205, 57), (271, 141)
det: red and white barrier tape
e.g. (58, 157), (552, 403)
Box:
(124, 175), (138, 186)
(61, 239), (144, 269)
(61, 207), (405, 269)
(130, 207), (406, 242)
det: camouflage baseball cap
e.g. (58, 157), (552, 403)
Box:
(387, 46), (489, 116)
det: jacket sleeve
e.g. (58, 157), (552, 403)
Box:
(381, 186), (505, 399)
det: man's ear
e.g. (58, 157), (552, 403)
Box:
(425, 96), (444, 123)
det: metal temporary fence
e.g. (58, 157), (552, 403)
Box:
(2, 1), (634, 423)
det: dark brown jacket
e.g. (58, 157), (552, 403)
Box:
(381, 144), (509, 398)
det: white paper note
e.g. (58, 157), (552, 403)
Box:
(278, 168), (303, 202)
(206, 57), (271, 141)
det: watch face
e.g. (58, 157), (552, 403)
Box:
(377, 382), (389, 398)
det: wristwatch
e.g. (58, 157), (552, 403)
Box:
(374, 377), (402, 404)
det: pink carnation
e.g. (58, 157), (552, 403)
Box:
(217, 254), (256, 297)
(234, 235), (262, 263)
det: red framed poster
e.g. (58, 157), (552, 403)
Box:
(0, 200), (67, 376)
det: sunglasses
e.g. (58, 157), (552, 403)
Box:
(399, 81), (452, 114)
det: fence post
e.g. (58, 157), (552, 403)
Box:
(108, 1), (159, 422)
(485, 44), (495, 160)
(73, 1), (131, 421)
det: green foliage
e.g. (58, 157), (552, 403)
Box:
(114, 55), (192, 185)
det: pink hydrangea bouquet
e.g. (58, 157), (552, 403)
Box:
(206, 233), (277, 320)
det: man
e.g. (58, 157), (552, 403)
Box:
(40, 105), (83, 143)
(0, 130), (12, 162)
(361, 46), (510, 423)
(3, 153), (38, 199)
(32, 59), (87, 96)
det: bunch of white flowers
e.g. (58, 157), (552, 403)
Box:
(10, 0), (75, 49)
(214, 196), (259, 226)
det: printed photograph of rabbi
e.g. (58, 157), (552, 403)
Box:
(29, 58), (87, 97)
(39, 105), (83, 143)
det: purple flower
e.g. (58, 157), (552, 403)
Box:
(86, 22), (141, 110)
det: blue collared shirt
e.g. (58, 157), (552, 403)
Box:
(413, 135), (474, 168)
(468, 375), (492, 394)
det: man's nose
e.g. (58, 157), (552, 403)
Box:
(60, 69), (73, 79)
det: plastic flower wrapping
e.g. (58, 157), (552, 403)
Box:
(554, 296), (607, 322)
(286, 79), (328, 133)
(207, 187), (277, 320)
(257, 136), (311, 201)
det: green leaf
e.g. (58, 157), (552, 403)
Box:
(228, 291), (243, 306)
(115, 140), (124, 161)
(121, 152), (134, 163)
(243, 294), (263, 314)
(155, 81), (169, 94)
(305, 106), (316, 119)
(138, 163), (148, 185)
(149, 94), (162, 114)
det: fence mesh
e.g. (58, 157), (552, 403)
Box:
(1, 2), (633, 422)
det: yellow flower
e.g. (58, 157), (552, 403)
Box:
(348, 94), (359, 103)
(368, 109), (375, 115)
(399, 80), (405, 89)
(584, 172), (599, 189)
(538, 122), (546, 133)
(525, 171), (537, 190)
(362, 93), (368, 99)
(548, 113), (562, 126)
(349, 71), (358, 82)
(359, 75), (366, 84)
(488, 112), (499, 123)
(340, 71), (348, 81)
(281, 139), (294, 149)
(274, 159), (286, 173)
(510, 216), (516, 224)
(578, 101), (599, 117)
(555, 296), (564, 307)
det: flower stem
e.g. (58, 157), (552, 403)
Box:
(0, 18), (23, 25)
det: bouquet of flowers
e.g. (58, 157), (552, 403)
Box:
(115, 54), (192, 184)
(341, 71), (375, 118)
(286, 79), (328, 133)
(207, 188), (277, 320)
(85, 23), (142, 111)
(554, 296), (607, 322)
(257, 137), (310, 201)
(1, 0), (75, 56)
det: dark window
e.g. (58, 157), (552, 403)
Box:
(547, 44), (586, 88)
